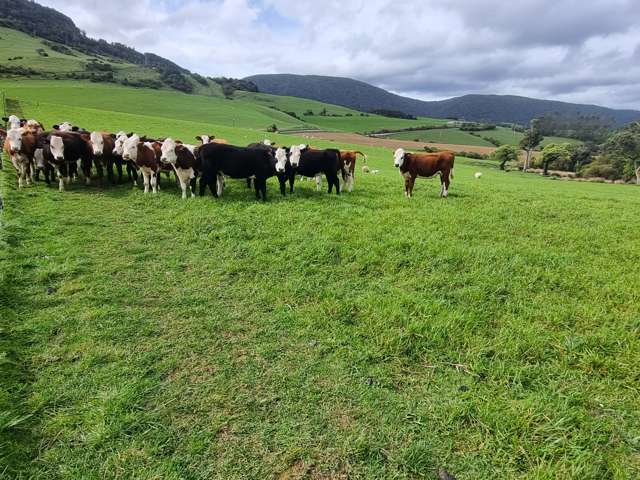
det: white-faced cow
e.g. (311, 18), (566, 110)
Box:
(247, 142), (294, 195)
(113, 132), (139, 186)
(160, 138), (200, 199)
(199, 143), (273, 201)
(288, 145), (343, 195)
(122, 135), (160, 193)
(3, 128), (37, 187)
(44, 132), (93, 191)
(393, 148), (455, 198)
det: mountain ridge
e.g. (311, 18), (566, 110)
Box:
(246, 74), (640, 127)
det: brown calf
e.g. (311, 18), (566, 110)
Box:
(340, 150), (367, 192)
(4, 128), (37, 187)
(393, 148), (455, 198)
(122, 135), (160, 193)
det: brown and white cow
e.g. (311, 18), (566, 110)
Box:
(393, 148), (455, 198)
(122, 135), (160, 193)
(339, 150), (367, 192)
(160, 138), (200, 199)
(3, 128), (37, 187)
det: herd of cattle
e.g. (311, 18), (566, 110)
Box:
(1, 114), (456, 200)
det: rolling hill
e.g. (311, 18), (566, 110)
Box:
(247, 74), (640, 127)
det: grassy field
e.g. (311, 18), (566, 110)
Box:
(388, 127), (582, 148)
(2, 81), (640, 479)
(238, 92), (447, 133)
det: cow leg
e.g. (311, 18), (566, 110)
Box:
(94, 159), (105, 186)
(152, 171), (159, 194)
(409, 176), (417, 198)
(279, 176), (286, 196)
(247, 177), (253, 189)
(177, 169), (189, 199)
(141, 169), (150, 193)
(254, 178), (261, 199)
(315, 175), (323, 191)
(441, 173), (450, 198)
(106, 158), (115, 184)
(26, 159), (33, 185)
(189, 176), (197, 198)
(114, 159), (123, 184)
(216, 174), (224, 197)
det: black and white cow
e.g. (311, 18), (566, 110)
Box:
(288, 145), (343, 195)
(199, 143), (273, 201)
(44, 131), (93, 191)
(160, 138), (200, 199)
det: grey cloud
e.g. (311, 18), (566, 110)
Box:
(38, 0), (640, 109)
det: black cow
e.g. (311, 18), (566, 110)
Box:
(44, 131), (92, 191)
(246, 142), (295, 195)
(289, 145), (343, 195)
(199, 143), (273, 201)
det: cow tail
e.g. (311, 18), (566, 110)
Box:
(356, 151), (368, 164)
(451, 155), (455, 179)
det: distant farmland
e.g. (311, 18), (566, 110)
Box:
(387, 126), (583, 148)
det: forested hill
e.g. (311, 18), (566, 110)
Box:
(0, 0), (186, 73)
(247, 74), (640, 127)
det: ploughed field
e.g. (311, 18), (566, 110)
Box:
(1, 80), (640, 479)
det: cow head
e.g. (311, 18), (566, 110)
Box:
(90, 132), (105, 156)
(195, 135), (210, 145)
(289, 145), (303, 166)
(394, 148), (406, 168)
(160, 138), (178, 165)
(6, 128), (25, 155)
(113, 133), (128, 156)
(49, 136), (65, 162)
(55, 122), (74, 132)
(4, 115), (21, 130)
(122, 135), (140, 161)
(264, 139), (275, 146)
(274, 147), (288, 173)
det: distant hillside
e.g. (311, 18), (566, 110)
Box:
(0, 0), (259, 97)
(247, 74), (640, 127)
(0, 0), (185, 73)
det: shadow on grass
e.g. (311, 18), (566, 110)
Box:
(0, 176), (43, 477)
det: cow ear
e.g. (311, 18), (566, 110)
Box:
(1, 117), (8, 122)
(195, 136), (202, 141)
(110, 134), (116, 139)
(140, 136), (147, 142)
(71, 126), (79, 132)
(52, 125), (60, 130)
(127, 132), (134, 137)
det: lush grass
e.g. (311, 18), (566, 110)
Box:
(1, 81), (639, 479)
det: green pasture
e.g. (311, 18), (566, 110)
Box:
(1, 80), (639, 480)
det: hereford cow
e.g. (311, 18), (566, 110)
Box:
(3, 128), (37, 187)
(288, 145), (343, 195)
(0, 127), (5, 169)
(393, 148), (455, 198)
(122, 135), (160, 193)
(113, 132), (140, 186)
(45, 132), (93, 191)
(199, 143), (273, 201)
(340, 150), (367, 192)
(160, 138), (200, 199)
(89, 131), (121, 184)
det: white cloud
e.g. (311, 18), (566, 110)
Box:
(38, 0), (640, 109)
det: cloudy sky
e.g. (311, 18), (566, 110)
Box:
(39, 0), (640, 109)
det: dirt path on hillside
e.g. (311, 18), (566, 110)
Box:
(297, 131), (499, 155)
